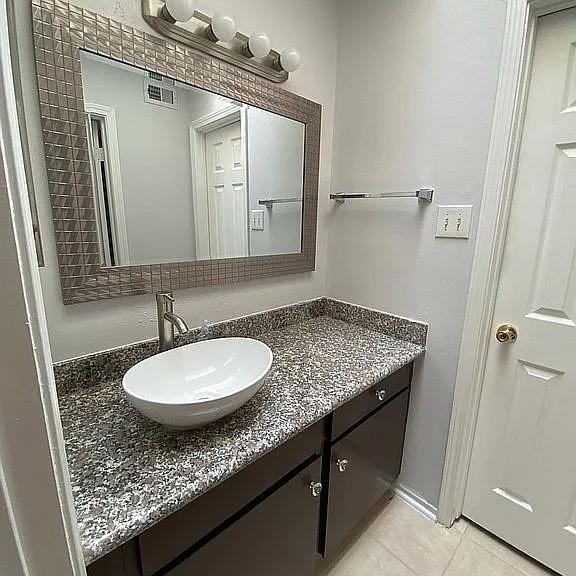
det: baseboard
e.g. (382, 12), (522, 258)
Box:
(393, 483), (438, 522)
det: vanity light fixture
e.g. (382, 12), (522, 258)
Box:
(143, 1), (300, 83)
(278, 48), (301, 73)
(245, 32), (272, 59)
(162, 0), (195, 23)
(205, 13), (237, 43)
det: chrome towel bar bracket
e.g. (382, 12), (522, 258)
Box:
(330, 188), (434, 204)
(258, 197), (303, 208)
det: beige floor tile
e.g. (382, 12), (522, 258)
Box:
(366, 498), (463, 576)
(322, 530), (416, 576)
(450, 517), (469, 536)
(465, 522), (557, 576)
(444, 539), (526, 576)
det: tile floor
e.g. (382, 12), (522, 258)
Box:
(318, 498), (557, 576)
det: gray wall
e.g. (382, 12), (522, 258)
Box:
(16, 0), (510, 513)
(247, 107), (304, 256)
(82, 54), (197, 264)
(15, 0), (339, 361)
(327, 0), (507, 508)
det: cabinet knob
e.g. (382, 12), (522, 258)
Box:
(309, 481), (323, 497)
(336, 458), (349, 473)
(375, 389), (387, 401)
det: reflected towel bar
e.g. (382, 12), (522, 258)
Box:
(259, 197), (303, 207)
(330, 188), (434, 204)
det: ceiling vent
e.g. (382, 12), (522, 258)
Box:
(143, 72), (177, 109)
(148, 71), (175, 85)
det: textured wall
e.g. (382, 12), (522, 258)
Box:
(327, 0), (507, 508)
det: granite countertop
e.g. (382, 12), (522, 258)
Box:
(58, 309), (426, 564)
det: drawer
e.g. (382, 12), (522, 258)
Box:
(331, 363), (412, 441)
(165, 458), (322, 576)
(139, 420), (322, 576)
(323, 388), (410, 558)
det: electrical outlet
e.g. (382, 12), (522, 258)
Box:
(251, 210), (265, 231)
(435, 205), (473, 238)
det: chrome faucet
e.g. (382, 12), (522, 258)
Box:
(156, 291), (189, 352)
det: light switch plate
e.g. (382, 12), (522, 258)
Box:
(435, 205), (473, 238)
(251, 209), (265, 231)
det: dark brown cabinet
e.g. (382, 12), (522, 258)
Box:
(87, 363), (414, 576)
(85, 541), (140, 576)
(331, 364), (411, 441)
(322, 388), (410, 558)
(139, 422), (322, 576)
(164, 458), (322, 576)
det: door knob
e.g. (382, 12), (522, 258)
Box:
(496, 323), (518, 343)
(309, 481), (323, 497)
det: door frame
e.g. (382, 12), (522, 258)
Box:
(85, 102), (131, 266)
(189, 105), (247, 260)
(438, 0), (576, 527)
(0, 0), (85, 573)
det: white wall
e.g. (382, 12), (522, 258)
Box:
(185, 86), (233, 121)
(247, 107), (304, 256)
(16, 0), (508, 513)
(82, 54), (197, 264)
(15, 0), (339, 361)
(328, 0), (506, 508)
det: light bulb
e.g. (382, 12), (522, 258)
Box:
(208, 13), (237, 42)
(279, 48), (301, 73)
(163, 0), (195, 22)
(247, 32), (271, 58)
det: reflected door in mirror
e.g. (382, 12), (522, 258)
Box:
(205, 121), (247, 258)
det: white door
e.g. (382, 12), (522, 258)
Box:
(205, 121), (248, 258)
(464, 8), (576, 576)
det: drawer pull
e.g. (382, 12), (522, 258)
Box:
(310, 481), (323, 497)
(336, 458), (349, 473)
(375, 389), (387, 401)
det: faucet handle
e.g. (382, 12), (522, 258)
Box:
(156, 291), (175, 303)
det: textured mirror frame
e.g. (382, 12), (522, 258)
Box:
(32, 0), (321, 304)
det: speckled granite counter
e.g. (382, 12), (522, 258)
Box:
(56, 299), (426, 564)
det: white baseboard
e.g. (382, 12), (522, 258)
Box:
(393, 483), (438, 522)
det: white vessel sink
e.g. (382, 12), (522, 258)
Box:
(122, 337), (273, 429)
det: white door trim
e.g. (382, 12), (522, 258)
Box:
(437, 0), (576, 527)
(189, 105), (244, 259)
(85, 102), (131, 265)
(0, 1), (85, 573)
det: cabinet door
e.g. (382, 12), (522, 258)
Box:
(166, 458), (322, 576)
(323, 389), (410, 558)
(139, 421), (322, 576)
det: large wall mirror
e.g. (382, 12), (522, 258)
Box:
(32, 1), (320, 304)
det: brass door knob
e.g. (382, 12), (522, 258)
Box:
(496, 323), (518, 343)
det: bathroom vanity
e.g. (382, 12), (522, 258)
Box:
(90, 367), (410, 576)
(54, 298), (426, 576)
